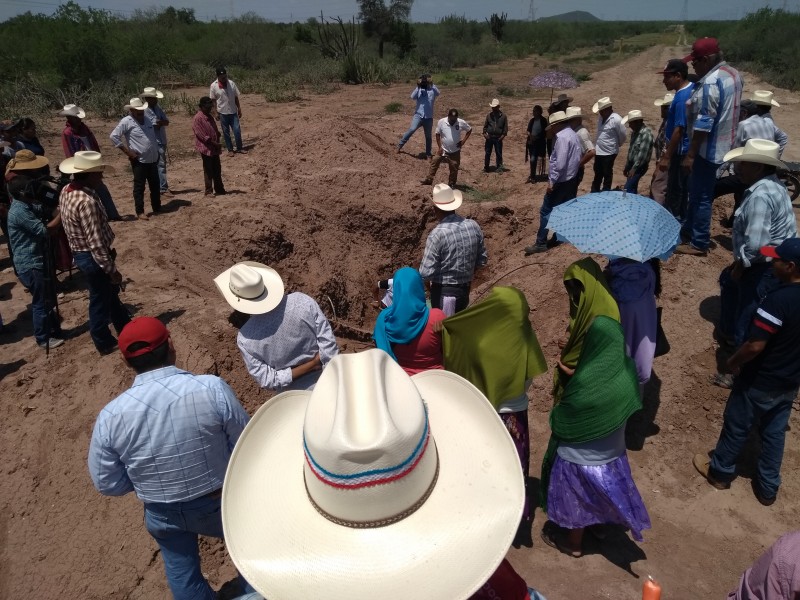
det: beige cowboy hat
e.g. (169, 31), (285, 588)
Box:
(750, 90), (780, 107)
(59, 104), (86, 119)
(552, 93), (573, 104)
(654, 92), (675, 107)
(222, 349), (524, 600)
(431, 183), (463, 211)
(621, 110), (645, 125)
(489, 98), (501, 108)
(58, 150), (115, 174)
(124, 97), (149, 111)
(214, 261), (285, 315)
(5, 149), (49, 175)
(565, 106), (583, 119)
(141, 87), (165, 99)
(545, 110), (570, 130)
(592, 96), (613, 113)
(723, 138), (786, 169)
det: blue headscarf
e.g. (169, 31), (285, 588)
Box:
(373, 267), (430, 361)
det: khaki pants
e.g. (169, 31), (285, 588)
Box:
(427, 151), (461, 186)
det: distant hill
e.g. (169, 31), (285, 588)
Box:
(539, 11), (601, 23)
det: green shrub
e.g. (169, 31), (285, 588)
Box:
(384, 102), (403, 114)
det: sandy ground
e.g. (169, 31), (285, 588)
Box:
(1, 44), (799, 599)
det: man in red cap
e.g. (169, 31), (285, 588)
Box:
(676, 37), (743, 257)
(88, 317), (255, 600)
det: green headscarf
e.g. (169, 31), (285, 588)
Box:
(539, 315), (642, 510)
(553, 257), (620, 403)
(442, 287), (548, 410)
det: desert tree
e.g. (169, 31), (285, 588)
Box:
(358, 0), (414, 58)
(486, 12), (508, 43)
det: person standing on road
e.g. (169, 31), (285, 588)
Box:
(397, 73), (440, 157)
(657, 59), (692, 221)
(58, 151), (131, 354)
(209, 66), (245, 156)
(142, 87), (170, 195)
(621, 110), (655, 194)
(650, 93), (674, 205)
(566, 106), (595, 187)
(676, 37), (743, 257)
(591, 97), (626, 192)
(483, 98), (508, 173)
(526, 105), (548, 183)
(694, 238), (800, 507)
(88, 317), (256, 600)
(192, 97), (226, 197)
(109, 98), (161, 220)
(420, 109), (472, 188)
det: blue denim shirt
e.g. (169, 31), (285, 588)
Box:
(7, 198), (47, 273)
(411, 84), (440, 119)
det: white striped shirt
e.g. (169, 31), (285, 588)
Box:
(687, 61), (744, 164)
(419, 214), (488, 285)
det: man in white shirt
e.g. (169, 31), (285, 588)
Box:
(421, 108), (472, 188)
(590, 97), (627, 192)
(209, 66), (245, 156)
(566, 106), (595, 185)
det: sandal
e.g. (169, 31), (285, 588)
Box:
(711, 372), (734, 390)
(541, 522), (582, 558)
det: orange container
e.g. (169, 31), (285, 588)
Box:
(642, 576), (662, 600)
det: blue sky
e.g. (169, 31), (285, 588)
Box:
(0, 0), (796, 22)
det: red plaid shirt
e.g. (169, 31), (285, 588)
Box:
(59, 182), (117, 274)
(192, 110), (221, 156)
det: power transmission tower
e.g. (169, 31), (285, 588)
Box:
(680, 0), (688, 22)
(528, 0), (536, 21)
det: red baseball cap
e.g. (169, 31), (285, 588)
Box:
(118, 317), (170, 358)
(760, 238), (800, 263)
(683, 37), (721, 63)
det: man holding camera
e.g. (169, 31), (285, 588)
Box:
(6, 153), (65, 349)
(397, 73), (440, 158)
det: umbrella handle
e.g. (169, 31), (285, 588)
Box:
(550, 88), (554, 103)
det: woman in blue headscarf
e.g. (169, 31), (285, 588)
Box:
(373, 267), (445, 375)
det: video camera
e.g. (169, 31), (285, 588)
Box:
(418, 73), (431, 89)
(26, 175), (69, 220)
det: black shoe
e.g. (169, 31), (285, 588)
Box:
(216, 190), (227, 196)
(524, 244), (547, 256)
(751, 480), (776, 506)
(511, 518), (534, 549)
(97, 343), (118, 356)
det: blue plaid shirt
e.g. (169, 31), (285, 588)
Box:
(687, 61), (743, 164)
(88, 366), (250, 504)
(7, 199), (47, 273)
(419, 213), (488, 285)
(733, 175), (797, 267)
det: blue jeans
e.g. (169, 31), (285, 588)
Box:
(219, 113), (243, 152)
(144, 493), (256, 600)
(710, 384), (799, 497)
(95, 182), (120, 220)
(535, 178), (579, 246)
(624, 171), (645, 194)
(683, 155), (719, 250)
(72, 251), (130, 351)
(484, 137), (503, 168)
(718, 263), (778, 347)
(398, 114), (433, 156)
(157, 145), (169, 192)
(16, 268), (61, 344)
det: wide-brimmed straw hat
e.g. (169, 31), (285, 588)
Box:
(489, 98), (501, 108)
(58, 150), (114, 174)
(214, 261), (285, 315)
(431, 183), (463, 211)
(59, 104), (86, 119)
(545, 110), (570, 130)
(654, 92), (674, 107)
(141, 87), (165, 99)
(124, 98), (149, 111)
(5, 149), (49, 174)
(565, 106), (583, 119)
(222, 349), (524, 600)
(723, 139), (786, 169)
(592, 97), (613, 113)
(750, 90), (780, 107)
(552, 93), (573, 104)
(621, 110), (644, 125)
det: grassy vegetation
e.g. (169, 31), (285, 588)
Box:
(384, 102), (404, 114)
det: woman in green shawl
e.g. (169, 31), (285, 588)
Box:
(540, 315), (650, 558)
(553, 257), (620, 403)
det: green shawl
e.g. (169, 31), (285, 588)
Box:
(553, 257), (620, 403)
(539, 315), (642, 510)
(442, 286), (548, 410)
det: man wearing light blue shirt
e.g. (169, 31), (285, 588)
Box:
(88, 317), (255, 600)
(142, 87), (170, 194)
(397, 73), (440, 158)
(110, 97), (161, 220)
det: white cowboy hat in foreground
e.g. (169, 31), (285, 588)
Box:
(124, 97), (149, 111)
(58, 151), (115, 174)
(592, 96), (613, 113)
(723, 138), (786, 169)
(546, 110), (570, 130)
(431, 182), (463, 211)
(222, 349), (524, 600)
(214, 261), (285, 315)
(621, 110), (645, 125)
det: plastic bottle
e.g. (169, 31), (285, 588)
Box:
(642, 576), (662, 600)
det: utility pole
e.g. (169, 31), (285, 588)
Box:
(528, 0), (536, 21)
(680, 0), (688, 22)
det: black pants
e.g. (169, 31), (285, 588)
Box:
(591, 154), (617, 192)
(484, 137), (503, 169)
(714, 174), (746, 212)
(430, 282), (470, 314)
(201, 154), (225, 194)
(666, 153), (689, 221)
(131, 160), (161, 215)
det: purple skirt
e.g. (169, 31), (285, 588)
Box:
(547, 453), (651, 541)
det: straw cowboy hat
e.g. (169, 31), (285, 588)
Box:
(124, 97), (149, 111)
(553, 93), (573, 104)
(214, 261), (285, 315)
(592, 96), (613, 113)
(654, 92), (675, 107)
(5, 149), (49, 174)
(59, 104), (86, 119)
(621, 110), (645, 125)
(489, 98), (501, 108)
(431, 183), (463, 211)
(58, 150), (115, 174)
(565, 106), (583, 119)
(750, 90), (780, 107)
(221, 349), (524, 600)
(545, 110), (570, 130)
(141, 87), (165, 99)
(723, 138), (786, 169)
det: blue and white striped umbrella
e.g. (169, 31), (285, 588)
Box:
(547, 191), (681, 261)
